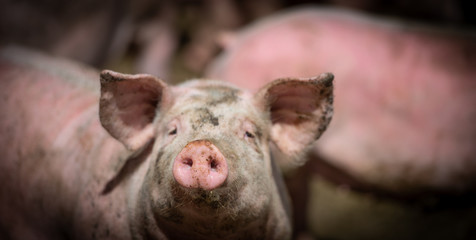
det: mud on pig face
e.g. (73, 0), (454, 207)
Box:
(98, 70), (333, 236)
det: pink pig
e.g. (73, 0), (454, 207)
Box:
(0, 47), (333, 239)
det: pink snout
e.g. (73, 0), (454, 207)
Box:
(173, 140), (228, 190)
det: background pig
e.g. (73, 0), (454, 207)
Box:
(0, 46), (333, 239)
(207, 7), (476, 195)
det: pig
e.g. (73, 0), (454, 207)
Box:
(207, 7), (476, 195)
(0, 46), (334, 239)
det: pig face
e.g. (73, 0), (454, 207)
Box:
(99, 70), (333, 238)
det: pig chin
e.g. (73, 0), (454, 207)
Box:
(169, 177), (246, 211)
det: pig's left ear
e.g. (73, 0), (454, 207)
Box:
(99, 70), (169, 151)
(255, 73), (334, 168)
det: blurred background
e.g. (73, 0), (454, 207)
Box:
(1, 1), (476, 240)
(1, 0), (475, 82)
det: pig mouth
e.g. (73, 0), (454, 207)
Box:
(170, 177), (246, 211)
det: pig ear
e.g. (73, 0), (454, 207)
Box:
(255, 73), (334, 168)
(99, 70), (168, 151)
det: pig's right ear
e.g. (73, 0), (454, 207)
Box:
(255, 73), (334, 169)
(99, 70), (169, 151)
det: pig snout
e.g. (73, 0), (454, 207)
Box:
(173, 140), (228, 190)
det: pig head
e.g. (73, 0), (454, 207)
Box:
(98, 70), (334, 239)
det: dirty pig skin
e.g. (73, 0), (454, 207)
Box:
(0, 53), (333, 239)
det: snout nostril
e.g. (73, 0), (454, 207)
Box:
(210, 160), (218, 171)
(182, 158), (193, 167)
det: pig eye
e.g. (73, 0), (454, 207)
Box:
(245, 131), (255, 138)
(168, 128), (177, 135)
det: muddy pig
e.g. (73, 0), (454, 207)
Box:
(0, 46), (333, 239)
(207, 7), (476, 195)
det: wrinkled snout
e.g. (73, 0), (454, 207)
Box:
(173, 140), (228, 190)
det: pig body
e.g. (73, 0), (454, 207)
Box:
(0, 47), (333, 239)
(0, 47), (132, 239)
(207, 8), (476, 194)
